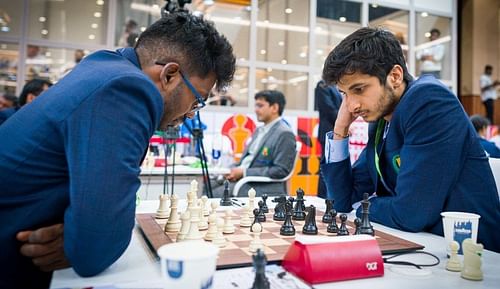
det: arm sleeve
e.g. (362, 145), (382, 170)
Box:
(245, 131), (296, 179)
(62, 75), (160, 276)
(324, 132), (349, 163)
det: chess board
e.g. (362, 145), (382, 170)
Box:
(136, 209), (424, 269)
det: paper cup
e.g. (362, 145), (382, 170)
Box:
(441, 212), (480, 255)
(158, 241), (219, 289)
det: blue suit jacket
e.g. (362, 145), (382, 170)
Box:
(479, 138), (500, 158)
(321, 76), (500, 253)
(0, 48), (163, 288)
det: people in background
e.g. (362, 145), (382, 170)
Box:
(118, 19), (139, 47)
(0, 92), (18, 110)
(470, 114), (500, 158)
(480, 65), (499, 124)
(25, 45), (50, 80)
(321, 27), (499, 253)
(214, 90), (296, 197)
(60, 49), (86, 78)
(0, 78), (52, 125)
(0, 11), (235, 288)
(416, 28), (445, 79)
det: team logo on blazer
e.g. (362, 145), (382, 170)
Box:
(392, 155), (400, 173)
(262, 146), (269, 156)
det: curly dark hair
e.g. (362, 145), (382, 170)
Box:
(135, 11), (235, 91)
(323, 27), (412, 86)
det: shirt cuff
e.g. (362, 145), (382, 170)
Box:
(324, 131), (349, 163)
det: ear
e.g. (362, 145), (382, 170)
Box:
(388, 65), (404, 89)
(159, 62), (181, 89)
(26, 93), (36, 104)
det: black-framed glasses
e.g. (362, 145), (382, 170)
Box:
(155, 61), (206, 113)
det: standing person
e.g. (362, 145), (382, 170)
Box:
(480, 65), (499, 124)
(320, 27), (500, 253)
(416, 28), (445, 78)
(0, 11), (235, 289)
(314, 80), (342, 198)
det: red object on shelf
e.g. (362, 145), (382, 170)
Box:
(282, 235), (384, 284)
(154, 158), (166, 167)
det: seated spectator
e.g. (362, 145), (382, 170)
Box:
(0, 93), (18, 110)
(470, 114), (500, 158)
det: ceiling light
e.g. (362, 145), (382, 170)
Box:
(39, 16), (46, 22)
(278, 41), (285, 46)
(285, 8), (293, 14)
(371, 4), (378, 8)
(421, 12), (428, 17)
(316, 49), (323, 55)
(281, 59), (287, 65)
(299, 52), (307, 58)
(88, 34), (96, 40)
(266, 67), (272, 72)
(96, 0), (104, 5)
(152, 4), (160, 10)
(140, 26), (146, 32)
(424, 32), (431, 38)
(339, 17), (346, 22)
(91, 23), (98, 29)
(94, 12), (102, 18)
(260, 49), (266, 55)
(41, 29), (48, 35)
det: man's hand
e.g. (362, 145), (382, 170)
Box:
(16, 223), (70, 272)
(333, 98), (356, 140)
(226, 167), (244, 182)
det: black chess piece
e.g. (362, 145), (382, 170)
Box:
(302, 205), (318, 235)
(354, 217), (362, 235)
(295, 188), (306, 210)
(292, 193), (305, 221)
(359, 193), (375, 236)
(280, 199), (295, 236)
(251, 249), (270, 289)
(326, 209), (339, 233)
(337, 213), (349, 236)
(322, 199), (334, 223)
(251, 208), (261, 232)
(261, 194), (269, 213)
(272, 195), (286, 221)
(220, 180), (232, 206)
(257, 200), (266, 222)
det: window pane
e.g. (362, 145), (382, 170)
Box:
(255, 68), (307, 110)
(28, 0), (108, 45)
(415, 13), (452, 81)
(0, 0), (23, 36)
(257, 0), (309, 65)
(208, 66), (249, 108)
(25, 46), (91, 83)
(0, 42), (18, 94)
(115, 0), (162, 47)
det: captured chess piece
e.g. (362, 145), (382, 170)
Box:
(261, 194), (269, 213)
(359, 193), (375, 236)
(280, 198), (295, 236)
(257, 200), (266, 222)
(326, 209), (339, 234)
(302, 205), (318, 235)
(322, 199), (333, 223)
(446, 240), (462, 272)
(461, 238), (483, 281)
(220, 180), (232, 206)
(293, 188), (306, 221)
(337, 213), (349, 236)
(251, 249), (270, 289)
(272, 195), (286, 221)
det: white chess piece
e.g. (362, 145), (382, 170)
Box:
(212, 218), (227, 247)
(446, 240), (462, 272)
(239, 204), (252, 227)
(248, 188), (256, 211)
(198, 200), (209, 230)
(190, 179), (199, 196)
(185, 205), (203, 240)
(201, 195), (210, 216)
(155, 194), (170, 219)
(461, 238), (483, 281)
(204, 213), (218, 241)
(176, 211), (191, 242)
(165, 194), (181, 232)
(210, 200), (219, 215)
(223, 209), (235, 234)
(249, 223), (264, 253)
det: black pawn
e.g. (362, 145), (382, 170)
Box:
(261, 194), (269, 213)
(272, 196), (286, 221)
(280, 199), (295, 236)
(322, 199), (334, 223)
(337, 213), (349, 236)
(251, 208), (260, 232)
(359, 193), (375, 236)
(251, 249), (270, 289)
(326, 209), (339, 233)
(219, 180), (232, 206)
(257, 200), (266, 222)
(292, 193), (305, 221)
(302, 205), (318, 235)
(354, 218), (362, 235)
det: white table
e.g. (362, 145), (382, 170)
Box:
(51, 198), (500, 289)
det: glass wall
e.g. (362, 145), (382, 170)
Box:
(255, 68), (308, 110)
(0, 42), (18, 94)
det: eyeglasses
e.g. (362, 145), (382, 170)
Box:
(155, 61), (206, 113)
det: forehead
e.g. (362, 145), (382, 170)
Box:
(337, 73), (377, 89)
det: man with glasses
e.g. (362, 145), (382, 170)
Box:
(320, 27), (499, 253)
(0, 11), (235, 288)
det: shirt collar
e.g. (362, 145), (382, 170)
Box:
(116, 47), (141, 70)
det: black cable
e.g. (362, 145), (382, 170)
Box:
(171, 142), (176, 196)
(383, 251), (440, 269)
(162, 135), (169, 196)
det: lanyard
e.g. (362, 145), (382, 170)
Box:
(374, 119), (393, 193)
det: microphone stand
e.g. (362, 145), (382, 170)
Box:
(163, 125), (179, 196)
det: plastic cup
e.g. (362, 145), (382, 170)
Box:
(440, 212), (480, 255)
(157, 241), (219, 289)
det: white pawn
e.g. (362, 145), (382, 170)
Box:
(198, 200), (209, 230)
(239, 204), (252, 227)
(185, 205), (203, 240)
(190, 179), (199, 197)
(248, 188), (256, 211)
(461, 238), (483, 281)
(201, 196), (210, 216)
(165, 194), (181, 232)
(204, 213), (218, 241)
(446, 241), (461, 272)
(223, 209), (235, 234)
(212, 218), (227, 247)
(249, 223), (264, 253)
(210, 200), (219, 216)
(155, 194), (170, 219)
(176, 211), (191, 242)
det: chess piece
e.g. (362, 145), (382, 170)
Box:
(461, 238), (483, 281)
(240, 204), (252, 227)
(354, 218), (362, 235)
(201, 195), (210, 216)
(251, 249), (270, 289)
(223, 209), (235, 233)
(280, 199), (295, 236)
(337, 213), (349, 236)
(197, 200), (209, 230)
(165, 194), (181, 232)
(359, 192), (375, 236)
(302, 205), (318, 235)
(322, 199), (333, 223)
(249, 223), (264, 253)
(212, 218), (227, 247)
(261, 194), (269, 213)
(248, 188), (257, 211)
(272, 195), (286, 221)
(190, 179), (199, 196)
(184, 205), (203, 240)
(155, 194), (170, 219)
(326, 209), (339, 234)
(204, 213), (218, 241)
(257, 200), (266, 222)
(251, 208), (261, 232)
(220, 180), (232, 206)
(446, 241), (462, 272)
(176, 211), (191, 242)
(293, 189), (306, 221)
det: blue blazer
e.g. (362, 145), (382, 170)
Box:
(479, 138), (500, 158)
(321, 76), (500, 253)
(0, 48), (163, 288)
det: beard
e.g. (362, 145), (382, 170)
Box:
(158, 84), (184, 131)
(377, 85), (399, 120)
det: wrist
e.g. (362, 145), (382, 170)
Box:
(333, 126), (350, 139)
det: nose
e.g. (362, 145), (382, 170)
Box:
(346, 96), (361, 113)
